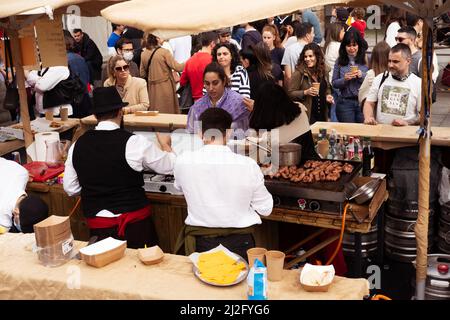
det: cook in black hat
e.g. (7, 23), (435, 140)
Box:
(63, 87), (176, 248)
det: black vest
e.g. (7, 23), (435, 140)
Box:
(72, 129), (149, 217)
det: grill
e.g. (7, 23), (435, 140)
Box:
(143, 173), (183, 195)
(264, 160), (362, 215)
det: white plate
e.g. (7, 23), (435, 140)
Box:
(192, 253), (249, 287)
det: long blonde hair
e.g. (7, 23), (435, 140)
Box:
(107, 55), (127, 83)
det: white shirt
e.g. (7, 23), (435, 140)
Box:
(174, 144), (273, 228)
(325, 41), (341, 83)
(26, 67), (73, 116)
(63, 121), (176, 200)
(366, 73), (421, 125)
(169, 35), (192, 63)
(385, 22), (401, 48)
(284, 36), (297, 48)
(229, 38), (242, 51)
(281, 41), (306, 72)
(0, 158), (28, 230)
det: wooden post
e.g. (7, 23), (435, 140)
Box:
(8, 17), (33, 161)
(415, 20), (433, 301)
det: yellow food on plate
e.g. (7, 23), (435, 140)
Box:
(197, 250), (246, 285)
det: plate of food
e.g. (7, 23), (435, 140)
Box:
(190, 245), (249, 287)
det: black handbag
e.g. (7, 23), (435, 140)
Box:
(3, 36), (20, 111)
(177, 82), (194, 112)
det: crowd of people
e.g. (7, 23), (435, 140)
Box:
(0, 6), (441, 128)
(0, 5), (446, 276)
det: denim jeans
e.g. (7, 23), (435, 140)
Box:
(336, 97), (364, 123)
(329, 91), (339, 122)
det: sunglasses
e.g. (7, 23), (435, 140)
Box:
(395, 37), (407, 43)
(115, 64), (129, 72)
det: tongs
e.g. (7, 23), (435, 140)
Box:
(245, 137), (271, 154)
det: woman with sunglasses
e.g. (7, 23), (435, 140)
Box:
(104, 55), (149, 114)
(332, 29), (368, 123)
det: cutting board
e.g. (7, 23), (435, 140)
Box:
(23, 161), (64, 182)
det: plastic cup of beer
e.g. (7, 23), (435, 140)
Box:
(351, 65), (359, 73)
(247, 247), (267, 267)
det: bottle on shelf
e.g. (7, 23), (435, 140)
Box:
(316, 128), (329, 159)
(327, 129), (337, 159)
(362, 136), (375, 176)
(351, 142), (361, 161)
(346, 136), (355, 160)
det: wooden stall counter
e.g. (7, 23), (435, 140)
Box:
(0, 118), (81, 156)
(311, 122), (450, 150)
(81, 113), (188, 131)
(0, 233), (369, 300)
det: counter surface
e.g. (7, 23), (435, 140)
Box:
(0, 233), (369, 300)
(81, 113), (188, 130)
(311, 122), (450, 150)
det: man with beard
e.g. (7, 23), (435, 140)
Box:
(363, 43), (421, 126)
(63, 87), (176, 248)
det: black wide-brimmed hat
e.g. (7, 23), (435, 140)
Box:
(91, 87), (128, 114)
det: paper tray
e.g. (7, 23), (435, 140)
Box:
(80, 237), (127, 268)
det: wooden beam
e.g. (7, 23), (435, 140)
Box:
(8, 17), (33, 160)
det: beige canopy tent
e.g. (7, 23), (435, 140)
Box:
(101, 0), (347, 40)
(101, 0), (448, 300)
(0, 0), (124, 153)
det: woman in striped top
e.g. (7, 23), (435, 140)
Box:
(212, 42), (251, 98)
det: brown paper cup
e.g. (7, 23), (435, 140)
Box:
(45, 110), (54, 121)
(312, 82), (320, 90)
(265, 250), (285, 281)
(247, 247), (267, 267)
(60, 108), (69, 121)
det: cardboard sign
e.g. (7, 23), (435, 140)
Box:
(18, 24), (39, 69)
(35, 16), (67, 68)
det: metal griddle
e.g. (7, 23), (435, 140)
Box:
(264, 160), (362, 203)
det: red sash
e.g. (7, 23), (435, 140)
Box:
(86, 205), (151, 237)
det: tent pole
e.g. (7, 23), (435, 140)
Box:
(8, 17), (33, 162)
(415, 18), (433, 301)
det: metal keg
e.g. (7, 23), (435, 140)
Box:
(438, 218), (450, 254)
(413, 254), (450, 300)
(441, 202), (450, 223)
(343, 223), (378, 259)
(387, 199), (436, 220)
(384, 214), (434, 263)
